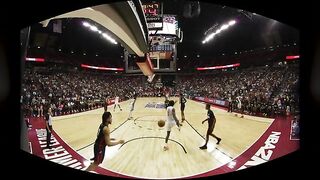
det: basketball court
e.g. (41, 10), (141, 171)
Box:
(20, 1), (301, 179)
(51, 97), (273, 178)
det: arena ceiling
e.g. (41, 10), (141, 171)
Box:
(25, 0), (299, 68)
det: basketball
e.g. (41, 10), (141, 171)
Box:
(158, 120), (165, 127)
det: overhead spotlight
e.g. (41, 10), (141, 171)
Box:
(82, 22), (90, 27)
(202, 19), (236, 44)
(228, 20), (236, 26)
(220, 24), (229, 30)
(90, 25), (98, 32)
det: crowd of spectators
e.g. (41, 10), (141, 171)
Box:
(176, 63), (299, 117)
(21, 63), (299, 118)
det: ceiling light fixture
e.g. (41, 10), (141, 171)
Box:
(82, 21), (117, 45)
(202, 20), (236, 44)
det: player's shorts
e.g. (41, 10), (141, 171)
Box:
(180, 104), (185, 111)
(207, 127), (214, 134)
(207, 121), (216, 134)
(166, 121), (176, 131)
(93, 143), (106, 164)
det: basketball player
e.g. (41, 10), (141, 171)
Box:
(86, 112), (125, 172)
(163, 100), (180, 151)
(227, 95), (233, 113)
(236, 96), (244, 118)
(113, 95), (122, 111)
(127, 92), (138, 120)
(104, 96), (109, 112)
(179, 93), (187, 122)
(37, 104), (44, 117)
(164, 93), (169, 108)
(45, 107), (53, 149)
(199, 104), (221, 149)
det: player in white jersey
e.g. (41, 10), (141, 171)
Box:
(113, 96), (122, 111)
(163, 100), (180, 151)
(236, 96), (244, 118)
(127, 92), (138, 120)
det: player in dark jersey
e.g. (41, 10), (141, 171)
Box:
(104, 96), (109, 112)
(179, 93), (187, 123)
(164, 93), (169, 108)
(86, 112), (125, 172)
(45, 107), (53, 149)
(199, 103), (222, 149)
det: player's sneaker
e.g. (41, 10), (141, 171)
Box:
(199, 145), (207, 150)
(163, 144), (169, 151)
(217, 138), (222, 144)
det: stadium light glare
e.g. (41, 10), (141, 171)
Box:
(83, 22), (117, 45)
(228, 20), (236, 26)
(202, 19), (236, 44)
(90, 25), (98, 32)
(220, 24), (229, 30)
(102, 33), (117, 44)
(82, 22), (90, 27)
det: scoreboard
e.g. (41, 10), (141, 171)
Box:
(142, 2), (162, 21)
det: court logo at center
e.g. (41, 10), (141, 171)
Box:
(145, 102), (165, 109)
